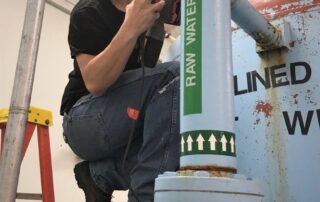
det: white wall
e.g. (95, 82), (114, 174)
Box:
(0, 1), (179, 201)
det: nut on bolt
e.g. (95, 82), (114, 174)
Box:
(45, 119), (50, 125)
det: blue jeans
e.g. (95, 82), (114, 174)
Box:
(62, 62), (180, 201)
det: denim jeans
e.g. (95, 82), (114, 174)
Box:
(62, 61), (180, 201)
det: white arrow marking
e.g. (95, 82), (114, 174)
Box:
(230, 137), (235, 153)
(181, 137), (185, 153)
(209, 134), (217, 151)
(187, 135), (193, 151)
(196, 134), (205, 151)
(221, 134), (228, 152)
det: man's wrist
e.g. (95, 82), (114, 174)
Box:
(120, 21), (142, 41)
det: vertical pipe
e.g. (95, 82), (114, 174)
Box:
(155, 1), (264, 201)
(180, 0), (236, 172)
(0, 0), (45, 201)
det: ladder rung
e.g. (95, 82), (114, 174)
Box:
(16, 192), (42, 200)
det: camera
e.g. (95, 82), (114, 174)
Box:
(152, 0), (180, 25)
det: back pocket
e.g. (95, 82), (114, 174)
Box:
(67, 113), (110, 160)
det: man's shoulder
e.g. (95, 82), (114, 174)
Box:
(71, 0), (107, 16)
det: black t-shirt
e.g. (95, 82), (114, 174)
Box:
(60, 0), (141, 115)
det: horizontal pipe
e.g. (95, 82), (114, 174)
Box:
(46, 0), (71, 15)
(231, 0), (280, 49)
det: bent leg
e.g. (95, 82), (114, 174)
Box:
(62, 62), (180, 195)
(129, 63), (180, 201)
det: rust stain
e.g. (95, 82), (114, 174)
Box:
(178, 170), (233, 178)
(258, 45), (289, 201)
(179, 165), (237, 175)
(289, 40), (295, 47)
(254, 118), (261, 125)
(255, 100), (273, 117)
(249, 0), (320, 20)
(305, 89), (318, 105)
(252, 49), (284, 127)
(297, 15), (308, 44)
(292, 93), (299, 104)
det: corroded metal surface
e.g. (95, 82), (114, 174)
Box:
(249, 0), (320, 19)
(259, 49), (290, 202)
(164, 1), (320, 200)
(179, 165), (237, 176)
(233, 2), (320, 201)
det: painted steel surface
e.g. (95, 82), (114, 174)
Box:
(155, 172), (263, 202)
(233, 2), (320, 201)
(164, 0), (320, 201)
(249, 0), (320, 20)
(180, 0), (236, 171)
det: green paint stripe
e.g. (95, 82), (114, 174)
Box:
(184, 0), (202, 115)
(181, 130), (236, 157)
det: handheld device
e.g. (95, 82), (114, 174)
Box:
(152, 0), (180, 25)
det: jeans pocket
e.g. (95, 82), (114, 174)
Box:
(66, 113), (109, 160)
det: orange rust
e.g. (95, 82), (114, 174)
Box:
(178, 170), (234, 178)
(256, 100), (273, 117)
(249, 0), (320, 20)
(179, 165), (237, 174)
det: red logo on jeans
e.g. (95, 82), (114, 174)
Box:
(127, 107), (140, 120)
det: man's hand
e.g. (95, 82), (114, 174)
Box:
(124, 0), (166, 38)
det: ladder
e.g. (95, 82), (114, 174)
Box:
(0, 106), (55, 202)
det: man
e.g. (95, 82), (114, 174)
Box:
(60, 0), (180, 201)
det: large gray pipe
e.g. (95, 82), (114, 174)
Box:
(0, 0), (45, 201)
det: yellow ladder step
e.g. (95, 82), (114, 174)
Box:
(0, 106), (53, 127)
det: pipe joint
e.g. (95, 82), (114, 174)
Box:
(231, 0), (292, 53)
(256, 21), (292, 53)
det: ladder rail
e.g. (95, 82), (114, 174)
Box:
(0, 0), (46, 200)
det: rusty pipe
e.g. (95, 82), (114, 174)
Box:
(231, 0), (281, 50)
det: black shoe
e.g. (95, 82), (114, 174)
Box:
(74, 161), (112, 202)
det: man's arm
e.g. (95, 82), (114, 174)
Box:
(76, 0), (165, 96)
